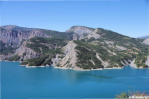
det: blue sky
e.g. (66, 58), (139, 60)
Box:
(0, 0), (148, 37)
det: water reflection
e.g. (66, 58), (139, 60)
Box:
(53, 68), (113, 84)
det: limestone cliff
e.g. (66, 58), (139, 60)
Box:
(0, 25), (49, 48)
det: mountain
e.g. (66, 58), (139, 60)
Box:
(0, 25), (149, 70)
(0, 25), (72, 60)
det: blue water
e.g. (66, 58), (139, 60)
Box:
(1, 62), (149, 99)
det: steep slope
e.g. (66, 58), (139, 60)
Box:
(0, 25), (149, 70)
(52, 41), (83, 70)
(20, 37), (68, 66)
(0, 25), (72, 59)
(0, 25), (49, 48)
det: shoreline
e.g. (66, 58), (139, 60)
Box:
(0, 60), (123, 71)
(0, 60), (147, 71)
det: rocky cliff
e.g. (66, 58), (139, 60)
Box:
(0, 25), (49, 48)
(0, 25), (149, 70)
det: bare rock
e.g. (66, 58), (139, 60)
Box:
(145, 56), (149, 66)
(143, 38), (149, 45)
(66, 26), (94, 40)
(15, 41), (39, 60)
(130, 60), (137, 68)
(87, 29), (101, 39)
(96, 53), (109, 67)
(0, 25), (49, 48)
(52, 41), (82, 70)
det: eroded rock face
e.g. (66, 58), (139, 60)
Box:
(0, 25), (50, 60)
(67, 26), (95, 40)
(143, 38), (149, 45)
(87, 29), (101, 39)
(145, 56), (149, 66)
(15, 41), (39, 61)
(52, 41), (81, 70)
(0, 25), (49, 48)
(96, 53), (109, 67)
(129, 60), (137, 68)
(115, 45), (127, 51)
(67, 26), (94, 35)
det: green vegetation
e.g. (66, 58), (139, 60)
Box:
(74, 28), (149, 68)
(41, 29), (73, 40)
(7, 55), (20, 61)
(26, 37), (66, 54)
(74, 40), (134, 68)
(21, 55), (52, 66)
(22, 37), (67, 66)
(116, 92), (129, 99)
(74, 40), (103, 69)
(135, 52), (148, 68)
(76, 46), (103, 69)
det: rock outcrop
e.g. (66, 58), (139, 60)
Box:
(15, 41), (39, 61)
(143, 38), (149, 45)
(145, 56), (149, 66)
(52, 41), (82, 70)
(130, 60), (137, 68)
(86, 29), (101, 39)
(66, 26), (94, 40)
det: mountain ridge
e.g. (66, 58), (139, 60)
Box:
(0, 25), (149, 70)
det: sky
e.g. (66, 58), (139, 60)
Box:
(0, 0), (148, 38)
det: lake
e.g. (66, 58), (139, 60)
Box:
(1, 61), (149, 99)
